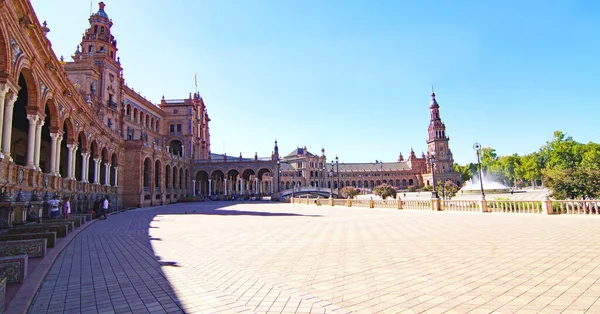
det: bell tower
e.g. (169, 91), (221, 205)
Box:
(426, 90), (455, 175)
(74, 2), (118, 63)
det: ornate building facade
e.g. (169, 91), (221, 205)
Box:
(278, 92), (461, 192)
(0, 0), (458, 213)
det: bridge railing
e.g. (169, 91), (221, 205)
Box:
(287, 195), (600, 216)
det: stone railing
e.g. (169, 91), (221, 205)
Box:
(288, 195), (600, 216)
(551, 200), (600, 215)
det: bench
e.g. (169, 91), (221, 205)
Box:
(71, 213), (92, 222)
(0, 239), (47, 258)
(0, 255), (27, 284)
(7, 225), (68, 238)
(0, 276), (6, 311)
(0, 232), (57, 248)
(45, 217), (83, 228)
(39, 220), (74, 232)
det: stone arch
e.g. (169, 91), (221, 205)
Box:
(226, 169), (239, 195)
(111, 152), (118, 186)
(14, 67), (38, 108)
(143, 157), (152, 188)
(126, 103), (131, 119)
(210, 169), (224, 195)
(154, 160), (162, 190)
(10, 71), (38, 166)
(100, 147), (109, 185)
(88, 140), (100, 183)
(150, 117), (155, 130)
(169, 139), (183, 157)
(62, 117), (76, 143)
(0, 25), (9, 74)
(172, 165), (178, 189)
(133, 107), (138, 123)
(39, 104), (53, 173)
(145, 115), (149, 128)
(59, 121), (71, 177)
(195, 170), (209, 196)
(164, 164), (171, 190)
(139, 111), (144, 126)
(257, 168), (271, 180)
(75, 132), (86, 181)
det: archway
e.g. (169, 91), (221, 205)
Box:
(241, 169), (256, 195)
(110, 153), (118, 185)
(143, 158), (151, 189)
(10, 73), (33, 166)
(170, 140), (183, 157)
(164, 165), (171, 191)
(210, 170), (224, 195)
(100, 148), (109, 185)
(172, 166), (178, 190)
(179, 167), (183, 192)
(39, 104), (55, 173)
(226, 169), (239, 196)
(75, 132), (85, 181)
(155, 160), (162, 191)
(195, 170), (209, 196)
(88, 140), (99, 183)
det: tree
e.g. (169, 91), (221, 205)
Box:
(454, 163), (473, 185)
(373, 183), (397, 199)
(436, 180), (460, 199)
(341, 186), (360, 199)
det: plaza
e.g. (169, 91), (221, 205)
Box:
(25, 202), (600, 313)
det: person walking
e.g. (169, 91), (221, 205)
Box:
(47, 195), (61, 219)
(102, 197), (109, 219)
(63, 196), (71, 219)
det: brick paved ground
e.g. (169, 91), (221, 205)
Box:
(29, 202), (600, 314)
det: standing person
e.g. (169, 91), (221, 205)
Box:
(102, 197), (109, 219)
(63, 196), (71, 219)
(47, 195), (61, 219)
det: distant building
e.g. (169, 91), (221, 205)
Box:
(278, 92), (461, 191)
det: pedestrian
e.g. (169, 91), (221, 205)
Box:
(47, 195), (61, 219)
(102, 197), (109, 219)
(63, 196), (71, 219)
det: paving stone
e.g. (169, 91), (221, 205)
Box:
(27, 202), (600, 313)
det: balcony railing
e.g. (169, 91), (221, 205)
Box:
(107, 100), (118, 110)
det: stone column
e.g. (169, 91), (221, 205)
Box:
(81, 152), (90, 182)
(192, 180), (196, 196)
(104, 163), (110, 185)
(66, 144), (76, 179)
(93, 157), (101, 183)
(208, 179), (212, 195)
(240, 178), (244, 194)
(2, 93), (17, 160)
(55, 135), (63, 176)
(114, 166), (119, 187)
(33, 118), (44, 171)
(49, 133), (59, 174)
(224, 179), (228, 196)
(25, 114), (39, 169)
(255, 178), (259, 194)
(0, 84), (8, 156)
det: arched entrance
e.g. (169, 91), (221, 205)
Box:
(170, 140), (183, 157)
(226, 169), (239, 196)
(110, 153), (118, 186)
(241, 169), (256, 196)
(210, 170), (224, 195)
(154, 160), (162, 192)
(257, 168), (273, 195)
(143, 158), (151, 190)
(10, 73), (33, 166)
(195, 170), (209, 196)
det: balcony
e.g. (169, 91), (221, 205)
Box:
(107, 100), (118, 110)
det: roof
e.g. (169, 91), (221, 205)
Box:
(94, 2), (109, 19)
(285, 147), (316, 158)
(333, 162), (411, 172)
(209, 153), (254, 162)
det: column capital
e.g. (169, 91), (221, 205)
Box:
(81, 151), (90, 158)
(26, 114), (39, 123)
(104, 162), (110, 167)
(93, 157), (101, 163)
(5, 92), (17, 105)
(0, 83), (8, 96)
(67, 143), (77, 150)
(49, 132), (61, 140)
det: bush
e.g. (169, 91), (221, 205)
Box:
(373, 183), (397, 199)
(421, 185), (432, 192)
(341, 186), (360, 199)
(407, 185), (416, 192)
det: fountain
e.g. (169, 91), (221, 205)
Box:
(460, 176), (511, 194)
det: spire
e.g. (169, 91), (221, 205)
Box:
(430, 86), (439, 108)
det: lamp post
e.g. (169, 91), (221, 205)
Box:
(276, 160), (280, 193)
(429, 154), (438, 199)
(473, 142), (485, 198)
(330, 160), (334, 199)
(321, 165), (325, 188)
(335, 156), (340, 198)
(291, 175), (295, 198)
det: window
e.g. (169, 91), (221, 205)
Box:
(100, 26), (105, 34)
(177, 124), (182, 133)
(173, 109), (178, 114)
(170, 124), (175, 133)
(89, 45), (93, 53)
(94, 25), (98, 33)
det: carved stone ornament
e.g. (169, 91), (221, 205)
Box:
(17, 167), (25, 185)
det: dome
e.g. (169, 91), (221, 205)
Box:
(94, 2), (109, 19)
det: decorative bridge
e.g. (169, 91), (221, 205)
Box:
(279, 187), (339, 198)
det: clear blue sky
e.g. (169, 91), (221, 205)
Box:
(31, 0), (600, 165)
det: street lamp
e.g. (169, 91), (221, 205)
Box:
(429, 153), (438, 199)
(276, 160), (280, 193)
(473, 142), (485, 198)
(335, 156), (339, 198)
(330, 160), (334, 198)
(321, 165), (325, 189)
(291, 175), (295, 198)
